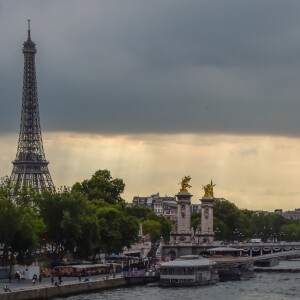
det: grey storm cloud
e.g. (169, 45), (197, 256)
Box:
(1, 0), (300, 136)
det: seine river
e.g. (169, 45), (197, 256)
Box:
(54, 261), (300, 300)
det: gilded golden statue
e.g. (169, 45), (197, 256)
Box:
(202, 180), (216, 198)
(179, 175), (192, 192)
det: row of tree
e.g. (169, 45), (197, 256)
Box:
(0, 170), (172, 267)
(1, 169), (299, 268)
(192, 198), (300, 242)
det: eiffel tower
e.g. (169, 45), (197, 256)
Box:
(10, 20), (55, 193)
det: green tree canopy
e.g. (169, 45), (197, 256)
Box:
(0, 177), (43, 267)
(95, 204), (139, 254)
(72, 170), (125, 204)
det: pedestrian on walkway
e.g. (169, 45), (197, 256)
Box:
(3, 285), (11, 292)
(51, 276), (54, 285)
(15, 271), (20, 282)
(84, 278), (91, 286)
(54, 281), (60, 288)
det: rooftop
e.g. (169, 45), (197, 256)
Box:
(160, 256), (215, 268)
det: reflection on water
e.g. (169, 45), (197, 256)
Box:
(54, 261), (300, 300)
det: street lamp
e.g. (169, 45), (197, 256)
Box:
(291, 233), (296, 242)
(214, 227), (221, 241)
(233, 228), (239, 243)
(260, 232), (263, 242)
(239, 232), (244, 243)
(268, 227), (273, 242)
(279, 232), (285, 242)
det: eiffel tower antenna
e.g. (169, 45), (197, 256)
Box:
(10, 21), (55, 193)
(27, 19), (31, 39)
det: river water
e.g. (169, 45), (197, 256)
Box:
(54, 261), (300, 300)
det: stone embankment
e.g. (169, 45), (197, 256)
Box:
(0, 276), (157, 300)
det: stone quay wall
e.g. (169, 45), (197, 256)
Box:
(0, 277), (155, 300)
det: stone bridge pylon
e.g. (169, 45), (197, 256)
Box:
(169, 176), (216, 247)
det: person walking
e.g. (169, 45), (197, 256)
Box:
(3, 285), (11, 292)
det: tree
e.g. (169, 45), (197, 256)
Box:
(142, 220), (162, 242)
(11, 210), (45, 265)
(125, 205), (173, 242)
(59, 191), (101, 258)
(0, 177), (42, 268)
(191, 211), (201, 231)
(280, 223), (300, 241)
(213, 198), (244, 241)
(0, 196), (22, 266)
(37, 189), (66, 254)
(72, 170), (125, 204)
(157, 216), (173, 242)
(95, 204), (139, 254)
(125, 205), (157, 220)
(38, 189), (102, 259)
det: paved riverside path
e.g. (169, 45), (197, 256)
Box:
(0, 273), (121, 295)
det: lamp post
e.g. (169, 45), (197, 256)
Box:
(233, 228), (239, 243)
(260, 232), (263, 242)
(268, 227), (273, 242)
(291, 233), (296, 242)
(238, 232), (244, 243)
(279, 232), (285, 242)
(214, 227), (221, 241)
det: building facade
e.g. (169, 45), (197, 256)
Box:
(275, 208), (300, 221)
(132, 193), (178, 221)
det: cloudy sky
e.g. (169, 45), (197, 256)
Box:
(1, 0), (300, 211)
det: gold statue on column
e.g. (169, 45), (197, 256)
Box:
(202, 180), (216, 198)
(179, 175), (192, 192)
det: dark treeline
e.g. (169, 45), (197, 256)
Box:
(0, 170), (299, 268)
(0, 170), (172, 268)
(192, 198), (300, 242)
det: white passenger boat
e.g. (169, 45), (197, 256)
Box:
(159, 255), (218, 286)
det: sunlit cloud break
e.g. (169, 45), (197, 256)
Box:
(1, 132), (300, 211)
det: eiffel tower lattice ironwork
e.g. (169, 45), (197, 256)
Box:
(10, 20), (55, 192)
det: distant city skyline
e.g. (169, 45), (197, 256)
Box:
(1, 1), (300, 211)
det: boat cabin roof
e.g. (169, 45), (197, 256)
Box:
(161, 257), (215, 268)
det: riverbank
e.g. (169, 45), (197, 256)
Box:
(56, 270), (299, 300)
(0, 275), (158, 300)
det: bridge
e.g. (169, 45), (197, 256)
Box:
(229, 241), (300, 257)
(253, 250), (300, 261)
(251, 249), (300, 267)
(161, 241), (300, 262)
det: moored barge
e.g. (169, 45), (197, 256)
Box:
(159, 255), (218, 286)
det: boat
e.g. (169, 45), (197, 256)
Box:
(159, 255), (218, 286)
(206, 247), (254, 281)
